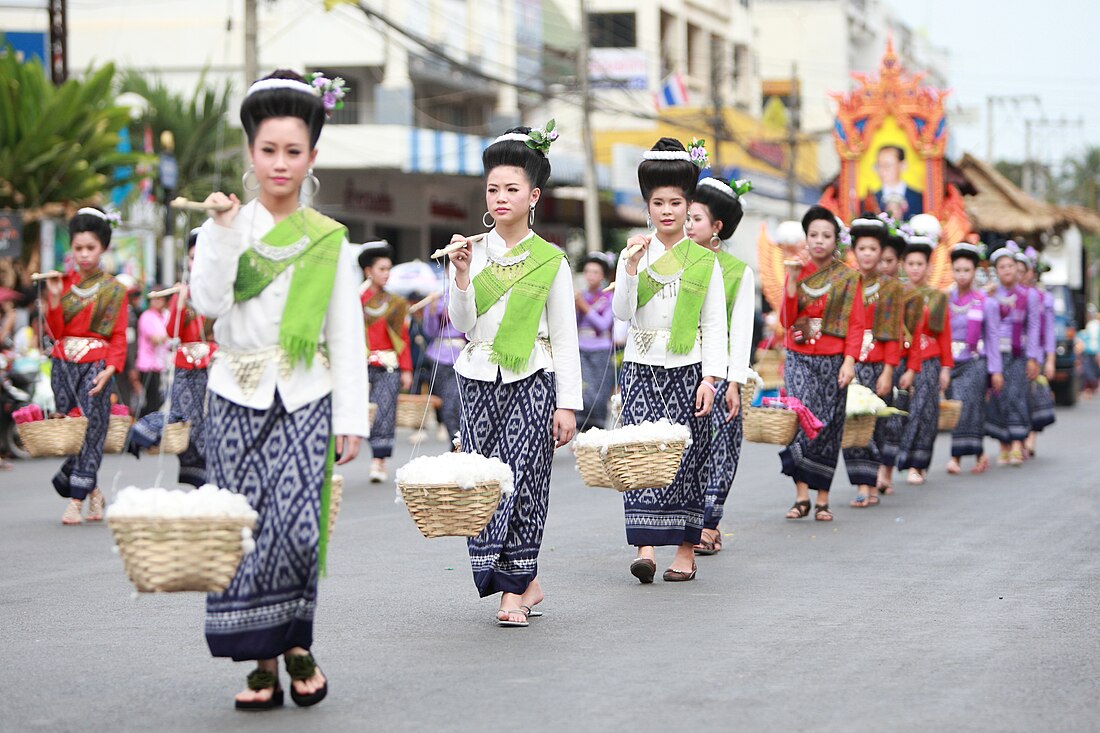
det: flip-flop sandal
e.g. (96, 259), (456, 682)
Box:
(850, 494), (871, 508)
(867, 495), (881, 506)
(519, 604), (543, 618)
(497, 608), (529, 627)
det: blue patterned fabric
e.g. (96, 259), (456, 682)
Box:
(577, 347), (614, 430)
(780, 351), (848, 491)
(204, 393), (331, 661)
(1028, 380), (1056, 431)
(424, 358), (462, 440)
(620, 362), (709, 547)
(50, 358), (111, 500)
(703, 379), (743, 530)
(985, 354), (1030, 443)
(368, 366), (400, 458)
(459, 371), (555, 597)
(948, 357), (987, 457)
(843, 361), (886, 487)
(880, 356), (907, 468)
(171, 368), (209, 486)
(896, 356), (941, 470)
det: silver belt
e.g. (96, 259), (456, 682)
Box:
(61, 336), (107, 362)
(178, 341), (211, 365)
(629, 326), (701, 356)
(465, 337), (552, 359)
(951, 339), (983, 358)
(214, 345), (330, 399)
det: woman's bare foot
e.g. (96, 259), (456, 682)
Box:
(61, 498), (83, 525)
(519, 577), (544, 615)
(907, 469), (925, 485)
(971, 454), (989, 474)
(235, 659), (278, 704)
(284, 647), (326, 696)
(945, 458), (961, 475)
(497, 592), (528, 625)
(667, 542), (696, 573)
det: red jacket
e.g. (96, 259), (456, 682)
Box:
(45, 271), (127, 373)
(781, 263), (864, 360)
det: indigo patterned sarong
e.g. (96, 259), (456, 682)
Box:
(703, 379), (744, 530)
(621, 362), (709, 547)
(986, 354), (1030, 444)
(948, 357), (987, 457)
(1028, 380), (1056, 431)
(459, 371), (556, 598)
(204, 393), (331, 661)
(880, 356), (907, 469)
(50, 358), (111, 500)
(896, 356), (942, 470)
(424, 358), (461, 440)
(368, 366), (400, 458)
(780, 352), (848, 491)
(577, 347), (614, 430)
(843, 361), (886, 487)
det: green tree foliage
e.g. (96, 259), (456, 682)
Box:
(116, 71), (243, 202)
(1060, 146), (1100, 211)
(0, 49), (146, 213)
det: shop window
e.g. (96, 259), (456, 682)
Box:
(589, 12), (636, 48)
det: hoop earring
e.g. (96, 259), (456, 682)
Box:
(242, 166), (260, 192)
(301, 168), (320, 197)
(529, 204), (536, 227)
(710, 232), (721, 245)
(482, 211), (495, 229)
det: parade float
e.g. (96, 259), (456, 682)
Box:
(757, 39), (968, 314)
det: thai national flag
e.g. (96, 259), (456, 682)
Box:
(656, 73), (689, 109)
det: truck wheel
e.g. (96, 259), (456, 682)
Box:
(1054, 372), (1079, 407)
(1, 422), (32, 461)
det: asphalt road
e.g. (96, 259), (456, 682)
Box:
(1, 400), (1098, 733)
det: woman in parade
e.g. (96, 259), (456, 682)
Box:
(1018, 248), (1056, 454)
(612, 137), (726, 581)
(446, 122), (582, 626)
(895, 232), (952, 485)
(129, 229), (217, 485)
(779, 205), (863, 522)
(842, 215), (903, 507)
(944, 241), (990, 475)
(984, 243), (1041, 466)
(41, 207), (127, 525)
(876, 224), (907, 495)
(190, 69), (369, 709)
(684, 175), (755, 553)
(420, 286), (465, 443)
(574, 253), (615, 430)
(358, 241), (413, 482)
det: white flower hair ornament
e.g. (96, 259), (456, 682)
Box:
(688, 138), (709, 169)
(307, 72), (348, 116)
(523, 119), (558, 155)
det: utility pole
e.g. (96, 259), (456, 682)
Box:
(708, 37), (727, 174)
(986, 94), (1039, 161)
(1024, 117), (1084, 198)
(578, 0), (602, 253)
(47, 0), (67, 84)
(786, 62), (800, 220)
(243, 0), (259, 165)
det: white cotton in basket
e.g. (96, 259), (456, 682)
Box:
(574, 418), (692, 452)
(107, 484), (258, 521)
(846, 383), (888, 417)
(394, 452), (515, 504)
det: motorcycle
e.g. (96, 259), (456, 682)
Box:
(0, 350), (44, 460)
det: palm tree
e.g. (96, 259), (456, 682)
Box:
(116, 71), (243, 203)
(1061, 146), (1100, 210)
(0, 50), (146, 215)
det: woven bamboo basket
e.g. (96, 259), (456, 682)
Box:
(327, 474), (343, 539)
(368, 402), (378, 425)
(744, 409), (798, 444)
(147, 421), (191, 455)
(841, 414), (877, 449)
(396, 394), (443, 429)
(103, 415), (132, 454)
(16, 417), (88, 457)
(108, 515), (256, 593)
(574, 445), (617, 489)
(398, 480), (501, 538)
(601, 440), (686, 491)
(938, 399), (962, 431)
(754, 350), (784, 390)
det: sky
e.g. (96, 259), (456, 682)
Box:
(888, 0), (1100, 170)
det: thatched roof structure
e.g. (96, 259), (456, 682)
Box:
(957, 154), (1100, 234)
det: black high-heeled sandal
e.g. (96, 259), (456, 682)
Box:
(234, 668), (283, 711)
(285, 652), (328, 707)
